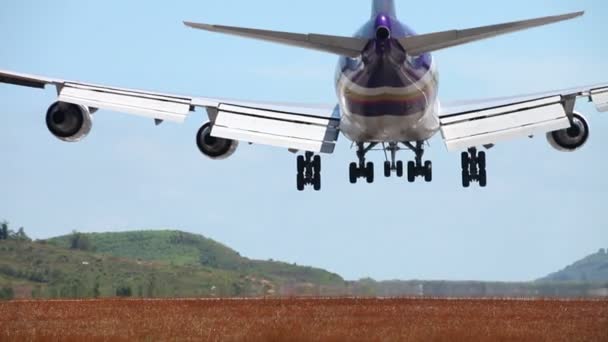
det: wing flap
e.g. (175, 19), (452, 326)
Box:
(440, 96), (570, 151)
(212, 104), (340, 154)
(591, 87), (608, 112)
(58, 83), (192, 123)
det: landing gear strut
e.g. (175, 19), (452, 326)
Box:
(349, 143), (377, 184)
(404, 142), (432, 183)
(296, 152), (321, 191)
(461, 147), (487, 188)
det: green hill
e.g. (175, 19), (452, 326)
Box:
(538, 249), (608, 282)
(47, 230), (342, 285)
(0, 230), (344, 299)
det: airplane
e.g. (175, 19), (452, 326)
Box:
(1, 0), (607, 191)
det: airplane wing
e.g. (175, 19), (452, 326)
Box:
(438, 84), (608, 151)
(0, 69), (340, 153)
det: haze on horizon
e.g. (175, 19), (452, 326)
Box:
(1, 0), (607, 282)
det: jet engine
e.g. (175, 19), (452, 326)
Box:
(196, 123), (238, 160)
(546, 112), (590, 152)
(46, 101), (93, 142)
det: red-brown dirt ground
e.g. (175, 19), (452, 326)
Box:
(1, 298), (606, 341)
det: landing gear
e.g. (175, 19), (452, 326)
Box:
(349, 143), (377, 184)
(404, 142), (432, 183)
(296, 152), (321, 191)
(461, 147), (487, 188)
(383, 142), (404, 178)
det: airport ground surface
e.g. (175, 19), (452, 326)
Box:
(1, 298), (607, 341)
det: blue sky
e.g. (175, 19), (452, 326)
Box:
(1, 0), (607, 282)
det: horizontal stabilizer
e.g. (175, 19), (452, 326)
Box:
(399, 11), (584, 55)
(184, 22), (368, 57)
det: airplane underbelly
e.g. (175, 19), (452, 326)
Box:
(340, 100), (440, 142)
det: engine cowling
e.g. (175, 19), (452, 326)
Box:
(196, 123), (238, 160)
(46, 102), (93, 142)
(546, 112), (590, 152)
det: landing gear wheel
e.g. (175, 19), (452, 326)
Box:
(424, 161), (433, 182)
(396, 161), (404, 178)
(462, 170), (470, 188)
(349, 163), (358, 184)
(461, 152), (469, 170)
(297, 156), (305, 173)
(384, 161), (391, 178)
(297, 173), (305, 191)
(313, 155), (322, 173)
(478, 151), (486, 170)
(479, 169), (487, 188)
(366, 162), (375, 184)
(313, 172), (321, 191)
(407, 161), (416, 183)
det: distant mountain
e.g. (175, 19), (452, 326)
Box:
(538, 249), (608, 282)
(0, 230), (344, 299)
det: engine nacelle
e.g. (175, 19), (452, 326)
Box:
(46, 102), (93, 142)
(547, 112), (590, 152)
(196, 123), (238, 160)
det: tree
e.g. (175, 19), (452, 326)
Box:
(0, 221), (8, 240)
(116, 285), (132, 297)
(14, 227), (31, 242)
(0, 286), (14, 300)
(70, 231), (92, 251)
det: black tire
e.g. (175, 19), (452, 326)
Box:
(424, 161), (433, 182)
(313, 172), (321, 191)
(297, 173), (305, 191)
(462, 170), (470, 188)
(478, 151), (486, 170)
(297, 156), (305, 173)
(479, 169), (487, 188)
(366, 162), (374, 183)
(396, 161), (404, 178)
(313, 155), (322, 173)
(349, 163), (358, 184)
(384, 161), (391, 178)
(461, 152), (469, 170)
(407, 161), (416, 183)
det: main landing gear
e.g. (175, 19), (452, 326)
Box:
(296, 151), (321, 191)
(403, 142), (432, 183)
(349, 141), (432, 184)
(349, 143), (377, 184)
(461, 147), (487, 188)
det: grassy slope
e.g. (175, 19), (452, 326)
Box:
(47, 230), (343, 286)
(539, 249), (608, 282)
(0, 239), (259, 298)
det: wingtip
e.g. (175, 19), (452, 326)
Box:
(183, 21), (214, 30)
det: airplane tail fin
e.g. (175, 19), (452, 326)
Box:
(399, 11), (584, 55)
(372, 0), (397, 18)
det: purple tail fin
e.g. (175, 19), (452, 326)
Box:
(372, 0), (397, 18)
